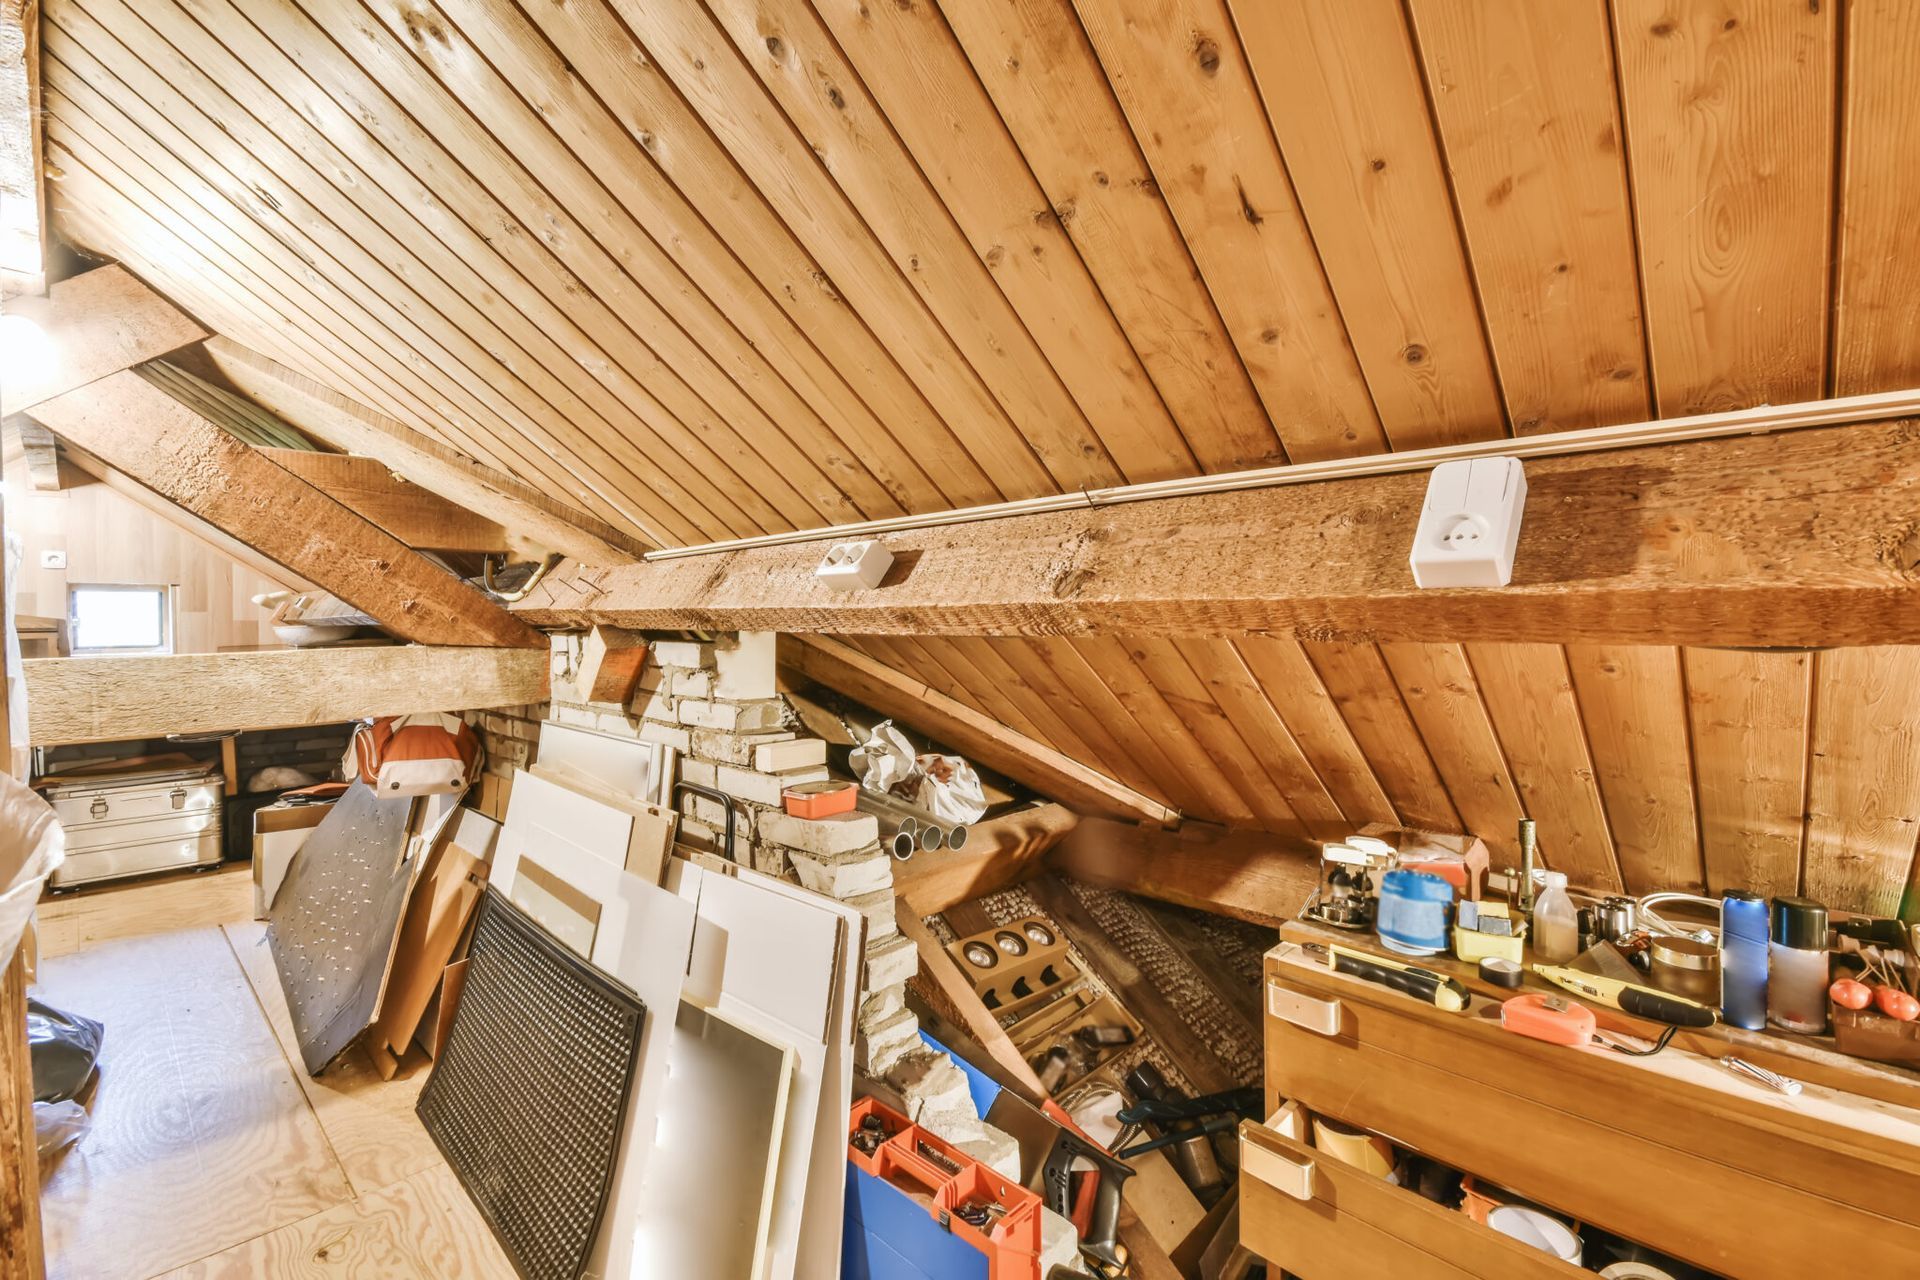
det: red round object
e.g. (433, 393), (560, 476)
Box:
(1829, 977), (1873, 1010)
(1874, 985), (1920, 1022)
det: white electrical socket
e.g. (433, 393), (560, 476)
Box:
(39, 549), (65, 570)
(1409, 457), (1526, 588)
(815, 540), (893, 591)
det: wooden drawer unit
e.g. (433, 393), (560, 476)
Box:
(1254, 935), (1920, 1279)
(1240, 1118), (1582, 1280)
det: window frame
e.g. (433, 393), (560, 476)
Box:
(67, 583), (174, 657)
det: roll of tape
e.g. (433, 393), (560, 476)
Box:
(1480, 956), (1524, 988)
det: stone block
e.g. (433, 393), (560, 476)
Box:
(676, 699), (787, 732)
(758, 810), (879, 856)
(715, 762), (828, 808)
(843, 888), (898, 941)
(677, 757), (717, 790)
(670, 668), (714, 699)
(864, 933), (918, 991)
(956, 1126), (1022, 1183)
(752, 737), (826, 773)
(637, 721), (691, 753)
(688, 728), (796, 767)
(859, 982), (906, 1026)
(714, 631), (777, 701)
(651, 639), (714, 670)
(855, 1007), (921, 1075)
(789, 848), (892, 899)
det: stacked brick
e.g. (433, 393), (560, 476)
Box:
(541, 631), (1016, 1174)
(461, 703), (547, 820)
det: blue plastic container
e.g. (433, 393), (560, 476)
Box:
(1720, 891), (1770, 1030)
(1376, 869), (1454, 956)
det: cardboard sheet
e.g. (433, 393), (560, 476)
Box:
(369, 836), (489, 1065)
(502, 768), (675, 886)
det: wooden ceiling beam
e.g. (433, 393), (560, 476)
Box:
(0, 263), (207, 414)
(190, 337), (645, 566)
(779, 635), (1176, 827)
(1049, 817), (1320, 929)
(258, 448), (507, 554)
(5, 416), (60, 490)
(518, 419), (1920, 648)
(26, 369), (540, 648)
(22, 645), (547, 745)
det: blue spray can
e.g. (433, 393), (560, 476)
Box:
(1720, 890), (1770, 1030)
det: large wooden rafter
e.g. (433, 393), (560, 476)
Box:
(518, 417), (1920, 648)
(28, 369), (539, 648)
(780, 635), (1176, 826)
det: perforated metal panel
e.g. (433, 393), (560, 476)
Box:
(267, 781), (415, 1074)
(417, 887), (644, 1280)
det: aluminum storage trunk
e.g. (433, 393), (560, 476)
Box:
(42, 764), (224, 888)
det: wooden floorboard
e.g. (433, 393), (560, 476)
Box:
(31, 869), (513, 1279)
(35, 926), (350, 1280)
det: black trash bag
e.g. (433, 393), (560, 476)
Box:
(27, 998), (104, 1104)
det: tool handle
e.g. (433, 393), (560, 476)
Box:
(1618, 985), (1716, 1028)
(1333, 951), (1464, 1009)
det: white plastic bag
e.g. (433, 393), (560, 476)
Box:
(34, 1099), (89, 1161)
(0, 772), (63, 960)
(851, 721), (919, 795)
(913, 753), (988, 825)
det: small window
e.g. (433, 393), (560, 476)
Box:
(69, 585), (171, 655)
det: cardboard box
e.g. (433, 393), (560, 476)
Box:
(251, 800), (335, 919)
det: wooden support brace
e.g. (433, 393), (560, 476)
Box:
(0, 265), (207, 414)
(780, 635), (1176, 826)
(1049, 818), (1321, 929)
(22, 645), (549, 745)
(572, 624), (649, 705)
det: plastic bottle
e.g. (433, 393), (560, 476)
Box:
(1768, 896), (1830, 1035)
(1530, 871), (1579, 963)
(1719, 890), (1770, 1030)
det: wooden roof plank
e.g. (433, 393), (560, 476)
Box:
(1612, 0), (1836, 414)
(1409, 0), (1653, 434)
(1072, 0), (1386, 462)
(941, 0), (1284, 473)
(1233, 0), (1508, 449)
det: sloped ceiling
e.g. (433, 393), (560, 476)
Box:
(35, 0), (1920, 913)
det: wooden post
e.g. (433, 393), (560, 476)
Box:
(0, 281), (47, 1274)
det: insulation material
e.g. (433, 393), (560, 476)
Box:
(630, 1000), (792, 1280)
(667, 861), (856, 1280)
(418, 889), (644, 1280)
(266, 781), (417, 1075)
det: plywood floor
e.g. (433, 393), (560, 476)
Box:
(32, 865), (516, 1279)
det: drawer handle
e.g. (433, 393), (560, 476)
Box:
(170, 788), (187, 810)
(1243, 1134), (1316, 1201)
(89, 798), (108, 819)
(1268, 981), (1342, 1035)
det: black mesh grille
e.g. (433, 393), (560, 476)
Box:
(417, 887), (644, 1280)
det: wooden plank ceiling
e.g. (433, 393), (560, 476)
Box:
(35, 0), (1920, 913)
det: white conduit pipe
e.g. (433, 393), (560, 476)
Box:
(641, 388), (1920, 562)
